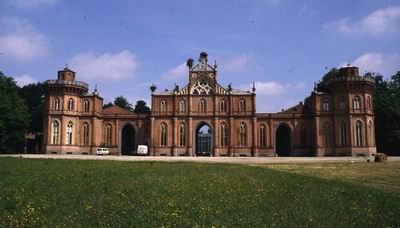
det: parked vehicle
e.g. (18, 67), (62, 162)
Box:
(137, 145), (148, 155)
(96, 148), (110, 155)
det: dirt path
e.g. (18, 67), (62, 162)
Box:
(3, 154), (399, 165)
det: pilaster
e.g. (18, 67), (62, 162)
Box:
(252, 117), (257, 157)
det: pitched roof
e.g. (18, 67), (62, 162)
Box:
(103, 105), (133, 115)
(280, 103), (305, 114)
(231, 88), (252, 95)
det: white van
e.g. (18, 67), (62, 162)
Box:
(96, 148), (110, 155)
(137, 145), (148, 155)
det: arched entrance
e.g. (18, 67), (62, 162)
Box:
(275, 124), (292, 156)
(195, 123), (213, 156)
(121, 124), (135, 155)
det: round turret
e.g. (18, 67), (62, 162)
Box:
(44, 67), (88, 95)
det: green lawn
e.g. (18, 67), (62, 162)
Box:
(266, 162), (400, 193)
(0, 157), (399, 227)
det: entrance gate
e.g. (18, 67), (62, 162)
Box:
(275, 124), (292, 156)
(196, 124), (212, 156)
(121, 124), (135, 155)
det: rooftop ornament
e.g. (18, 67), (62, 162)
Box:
(93, 84), (99, 96)
(199, 51), (208, 71)
(186, 58), (194, 69)
(150, 83), (157, 93)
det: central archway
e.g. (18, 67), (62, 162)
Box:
(195, 123), (213, 156)
(121, 124), (135, 155)
(275, 124), (292, 156)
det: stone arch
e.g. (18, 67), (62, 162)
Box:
(195, 122), (213, 156)
(120, 123), (136, 155)
(275, 123), (292, 156)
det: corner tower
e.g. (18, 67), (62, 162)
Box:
(317, 64), (376, 156)
(43, 66), (103, 154)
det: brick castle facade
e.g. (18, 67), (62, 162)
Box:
(43, 52), (376, 157)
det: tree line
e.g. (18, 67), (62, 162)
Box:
(0, 70), (399, 154)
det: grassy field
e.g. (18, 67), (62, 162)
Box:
(0, 157), (399, 227)
(266, 162), (400, 193)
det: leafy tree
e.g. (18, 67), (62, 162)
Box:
(114, 96), (133, 111)
(103, 102), (113, 109)
(373, 71), (400, 155)
(321, 68), (341, 83)
(0, 71), (29, 153)
(317, 68), (341, 89)
(19, 83), (44, 133)
(134, 100), (151, 114)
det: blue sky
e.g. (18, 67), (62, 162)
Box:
(1, 0), (399, 112)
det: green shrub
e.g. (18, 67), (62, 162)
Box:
(375, 153), (388, 162)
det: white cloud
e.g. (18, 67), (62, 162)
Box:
(221, 54), (257, 73)
(241, 80), (308, 96)
(240, 80), (309, 112)
(0, 17), (49, 61)
(10, 0), (59, 9)
(14, 74), (36, 87)
(70, 50), (139, 80)
(352, 53), (400, 76)
(162, 63), (187, 81)
(324, 5), (400, 36)
(254, 81), (287, 96)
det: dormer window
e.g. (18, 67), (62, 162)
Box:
(353, 96), (361, 110)
(239, 99), (246, 112)
(220, 99), (227, 112)
(84, 100), (90, 112)
(199, 99), (207, 112)
(179, 99), (186, 112)
(322, 99), (329, 111)
(339, 96), (345, 110)
(367, 96), (372, 110)
(54, 98), (61, 110)
(160, 100), (167, 112)
(68, 98), (74, 111)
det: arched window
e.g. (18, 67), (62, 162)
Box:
(68, 98), (75, 111)
(161, 123), (167, 146)
(239, 123), (247, 147)
(220, 123), (228, 147)
(340, 122), (347, 146)
(323, 123), (331, 147)
(339, 96), (346, 110)
(199, 99), (207, 112)
(259, 124), (266, 148)
(179, 99), (186, 112)
(368, 120), (373, 146)
(51, 120), (60, 144)
(160, 100), (167, 112)
(66, 121), (73, 145)
(367, 96), (372, 110)
(239, 99), (246, 112)
(84, 100), (90, 112)
(355, 120), (363, 146)
(322, 99), (329, 111)
(220, 99), (227, 112)
(353, 96), (361, 110)
(54, 98), (61, 111)
(83, 122), (89, 146)
(300, 126), (307, 147)
(106, 124), (112, 146)
(179, 123), (186, 147)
